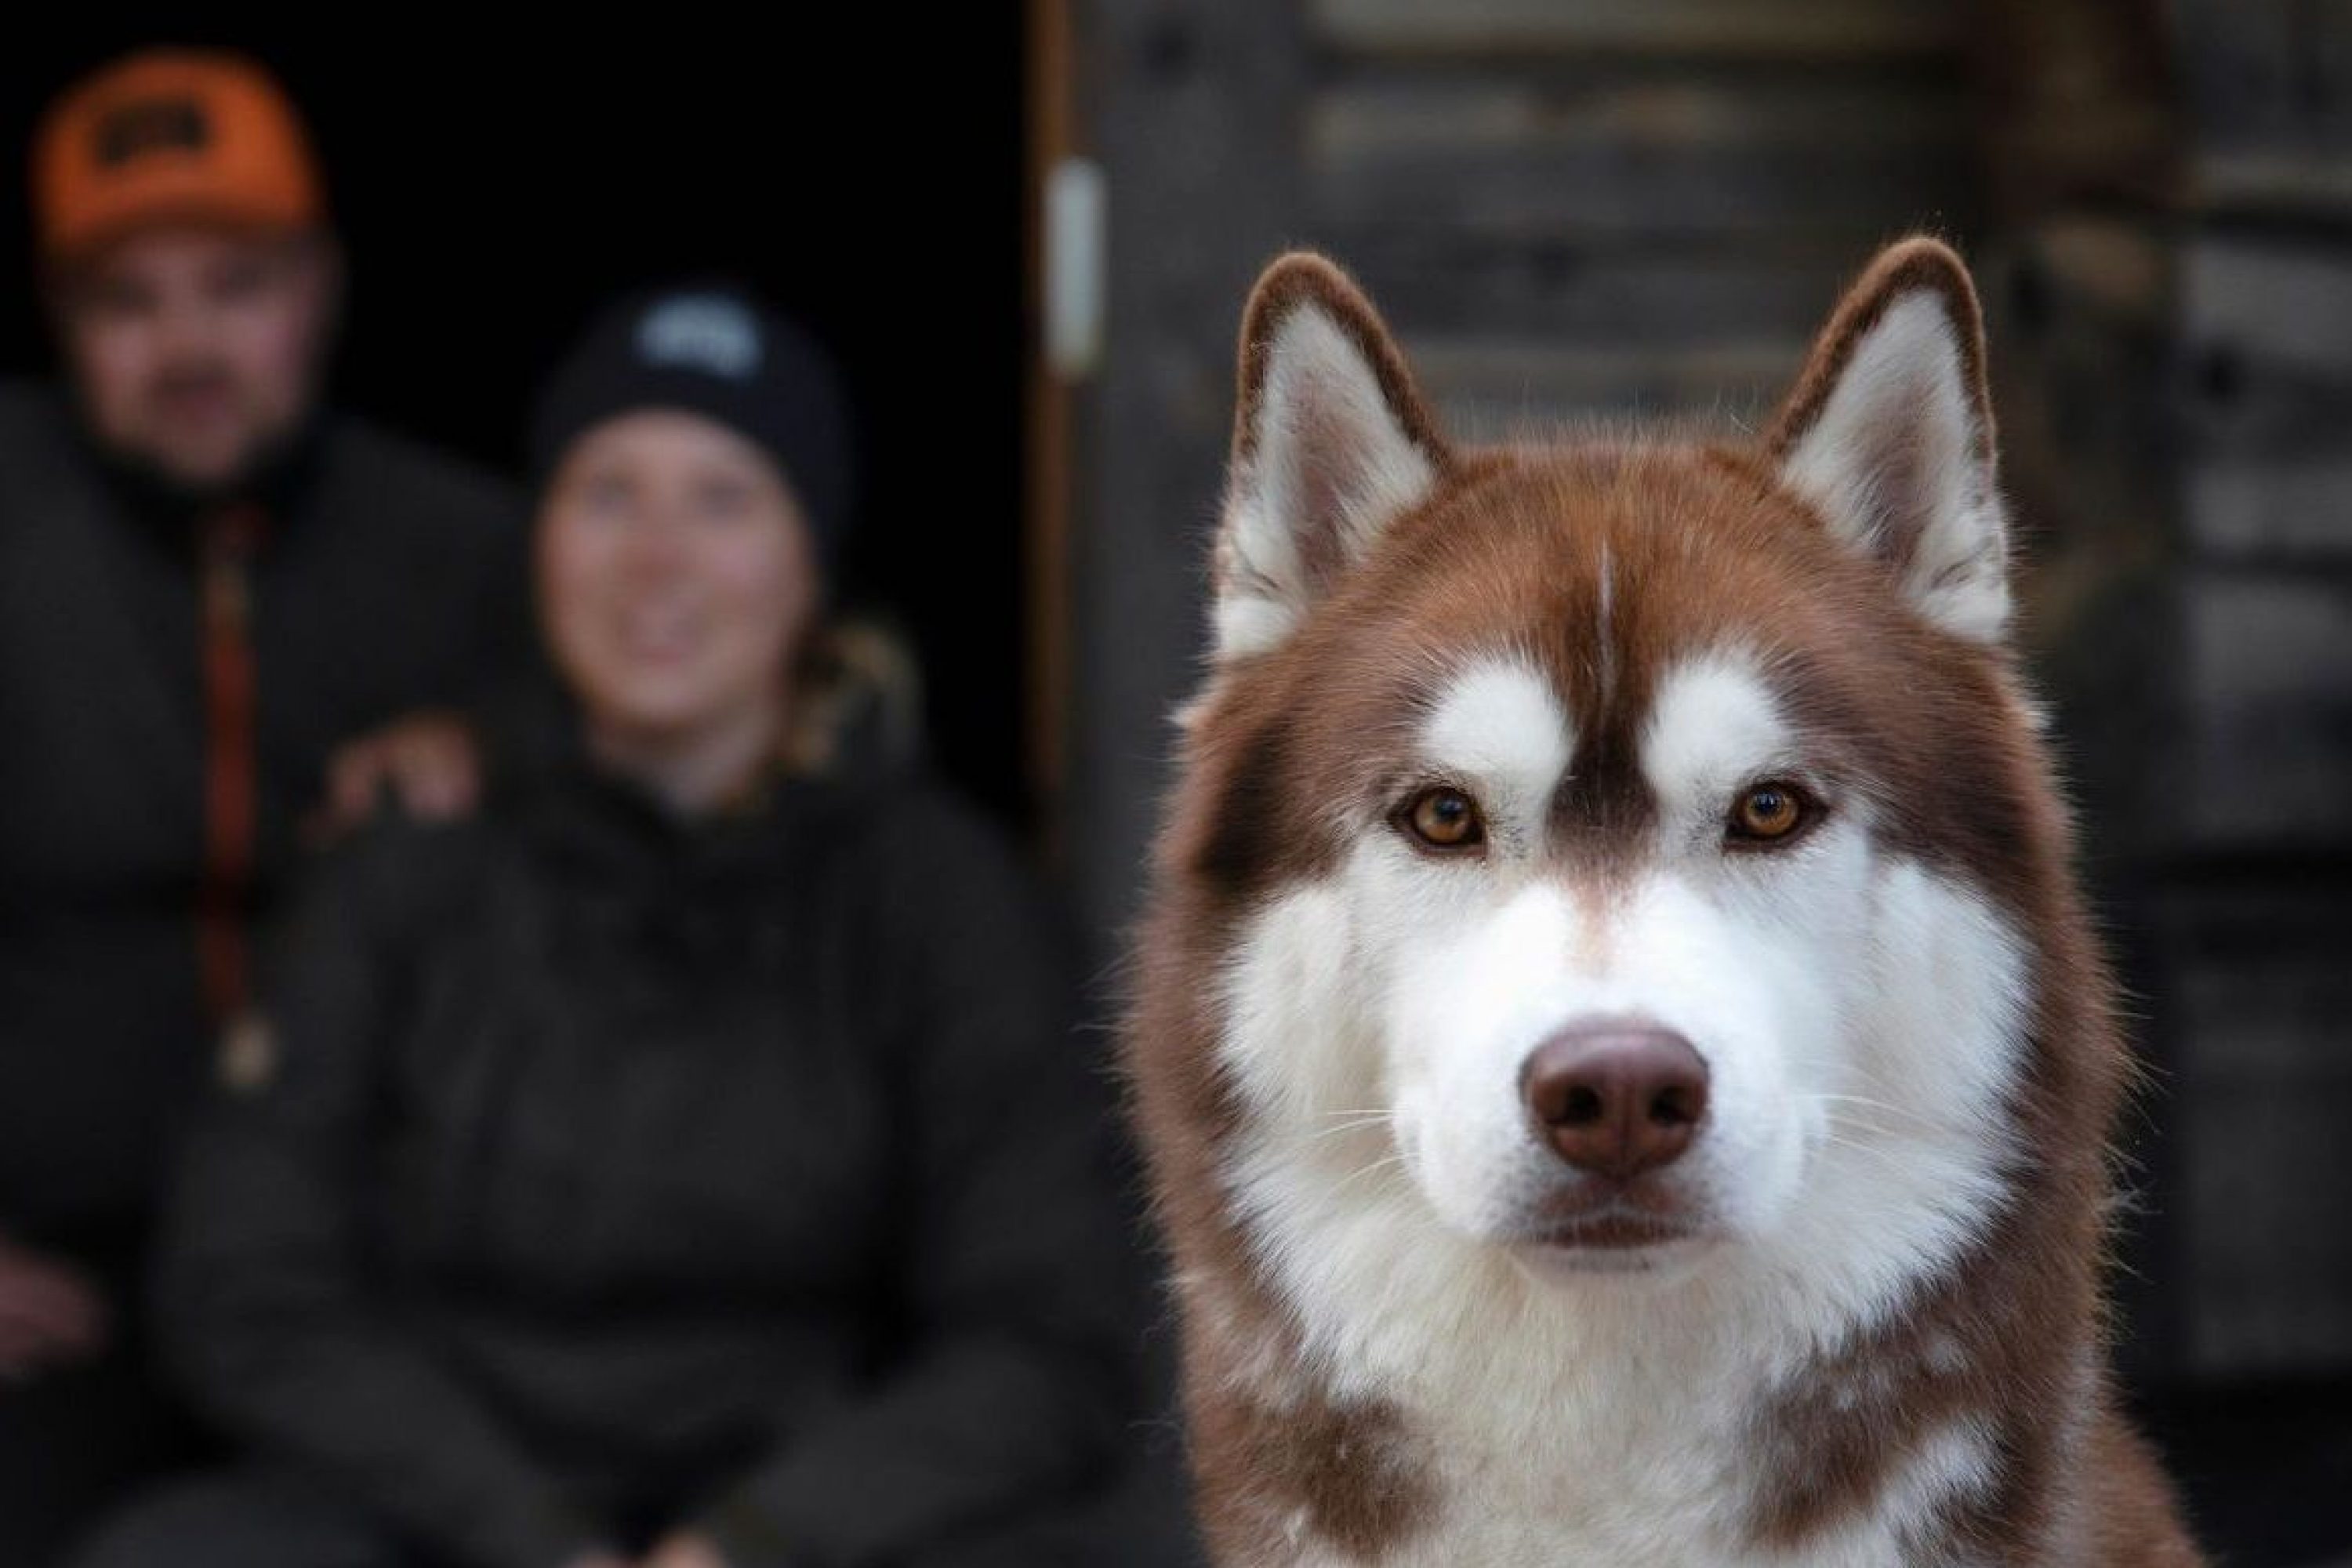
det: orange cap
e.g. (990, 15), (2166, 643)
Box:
(32, 49), (324, 265)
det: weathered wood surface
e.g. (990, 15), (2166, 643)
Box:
(2173, 238), (2352, 560)
(2158, 883), (2352, 1375)
(1309, 0), (1962, 61)
(2183, 237), (2352, 386)
(2176, 0), (2352, 218)
(1403, 335), (1802, 437)
(2174, 0), (2351, 151)
(1973, 0), (2176, 216)
(2186, 459), (2352, 561)
(2170, 575), (2352, 851)
(1330, 233), (1871, 348)
(1307, 71), (1970, 242)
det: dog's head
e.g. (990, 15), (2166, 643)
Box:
(1176, 240), (2063, 1317)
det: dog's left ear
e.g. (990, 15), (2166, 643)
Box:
(1766, 238), (2009, 644)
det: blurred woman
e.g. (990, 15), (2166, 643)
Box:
(76, 286), (1138, 1568)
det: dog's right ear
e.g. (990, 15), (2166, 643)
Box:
(1210, 253), (1450, 664)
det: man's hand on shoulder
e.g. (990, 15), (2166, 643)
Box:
(310, 708), (484, 843)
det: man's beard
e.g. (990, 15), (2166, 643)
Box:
(95, 405), (316, 519)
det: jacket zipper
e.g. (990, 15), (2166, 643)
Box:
(197, 504), (265, 1023)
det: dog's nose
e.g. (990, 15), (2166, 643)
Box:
(1521, 1025), (1710, 1178)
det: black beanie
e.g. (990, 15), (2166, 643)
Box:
(528, 283), (856, 568)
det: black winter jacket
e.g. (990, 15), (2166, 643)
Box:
(154, 757), (1138, 1568)
(0, 381), (525, 1244)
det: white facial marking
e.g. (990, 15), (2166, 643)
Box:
(1417, 656), (1572, 850)
(1642, 651), (1799, 837)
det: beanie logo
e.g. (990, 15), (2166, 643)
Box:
(93, 96), (212, 168)
(637, 294), (764, 382)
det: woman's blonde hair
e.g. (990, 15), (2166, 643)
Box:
(781, 615), (924, 775)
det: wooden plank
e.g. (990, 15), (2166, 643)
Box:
(2183, 1078), (2352, 1374)
(2183, 235), (2352, 382)
(2161, 881), (2352, 1377)
(2172, 0), (2314, 150)
(2175, 574), (2352, 850)
(1309, 0), (1962, 61)
(1311, 72), (1965, 159)
(2177, 234), (2352, 459)
(1305, 75), (1971, 242)
(2186, 459), (2352, 561)
(2193, 151), (2352, 225)
(1402, 335), (1803, 438)
(2015, 217), (2171, 325)
(1329, 233), (1859, 347)
(2176, 358), (2352, 463)
(1971, 0), (2176, 218)
(2167, 887), (2352, 1084)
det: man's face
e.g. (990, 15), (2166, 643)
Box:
(54, 225), (337, 493)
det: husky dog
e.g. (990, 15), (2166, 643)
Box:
(1122, 238), (2201, 1566)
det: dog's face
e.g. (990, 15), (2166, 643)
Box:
(1187, 244), (2043, 1312)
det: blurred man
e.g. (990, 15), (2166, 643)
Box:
(0, 49), (524, 1563)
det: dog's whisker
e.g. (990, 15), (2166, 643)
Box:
(1303, 1114), (1396, 1142)
(1817, 1104), (1968, 1148)
(1807, 1091), (1949, 1131)
(1327, 1152), (1409, 1199)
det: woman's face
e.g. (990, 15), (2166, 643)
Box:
(539, 410), (819, 751)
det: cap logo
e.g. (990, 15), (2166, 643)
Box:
(92, 96), (212, 168)
(636, 294), (764, 381)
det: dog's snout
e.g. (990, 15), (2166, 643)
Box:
(1521, 1025), (1710, 1178)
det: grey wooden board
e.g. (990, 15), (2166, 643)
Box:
(2194, 151), (2352, 225)
(2155, 878), (2352, 1377)
(1324, 233), (1860, 349)
(1306, 71), (1970, 241)
(2173, 0), (2352, 157)
(1311, 70), (1967, 160)
(2186, 459), (2352, 560)
(1403, 335), (1801, 441)
(2182, 234), (2352, 381)
(2175, 575), (2352, 849)
(1308, 84), (1966, 241)
(2167, 886), (2352, 1085)
(2175, 360), (2352, 463)
(2174, 233), (2352, 463)
(2172, 0), (2310, 147)
(1308, 0), (1962, 60)
(2184, 1081), (2352, 1377)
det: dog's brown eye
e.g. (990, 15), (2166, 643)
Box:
(1728, 782), (1810, 844)
(1403, 787), (1484, 851)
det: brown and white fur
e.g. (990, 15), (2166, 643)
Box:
(1122, 239), (2201, 1566)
